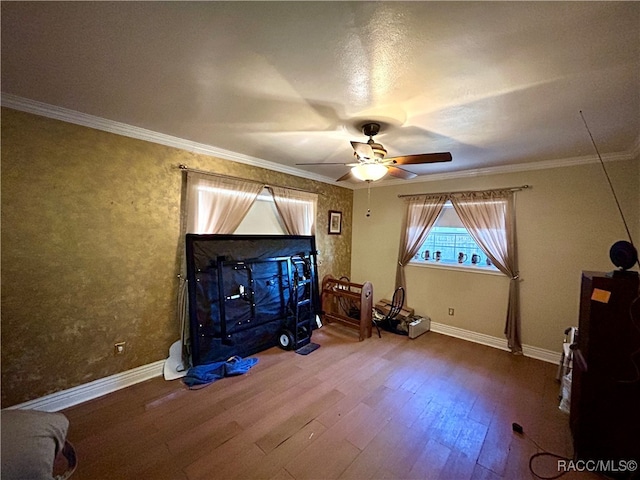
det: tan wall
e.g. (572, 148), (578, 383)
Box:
(351, 157), (639, 353)
(0, 108), (353, 407)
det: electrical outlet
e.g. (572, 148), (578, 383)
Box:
(114, 342), (126, 355)
(448, 308), (455, 316)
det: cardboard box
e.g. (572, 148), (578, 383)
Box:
(374, 299), (414, 321)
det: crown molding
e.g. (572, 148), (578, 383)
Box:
(355, 148), (637, 189)
(1, 93), (342, 187)
(3, 93), (634, 192)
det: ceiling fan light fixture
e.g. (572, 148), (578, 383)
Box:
(351, 163), (388, 181)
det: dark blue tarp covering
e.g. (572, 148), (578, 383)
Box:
(182, 356), (259, 389)
(186, 235), (319, 366)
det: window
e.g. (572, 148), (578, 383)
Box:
(185, 173), (264, 235)
(186, 173), (316, 236)
(234, 189), (286, 235)
(410, 202), (499, 272)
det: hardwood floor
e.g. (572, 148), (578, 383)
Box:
(63, 326), (600, 480)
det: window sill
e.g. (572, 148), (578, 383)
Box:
(408, 261), (504, 276)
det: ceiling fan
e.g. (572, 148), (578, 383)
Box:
(296, 122), (452, 182)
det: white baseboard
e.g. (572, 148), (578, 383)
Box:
(430, 322), (561, 365)
(522, 343), (563, 365)
(5, 325), (560, 412)
(6, 360), (165, 412)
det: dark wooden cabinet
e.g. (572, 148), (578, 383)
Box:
(570, 271), (640, 471)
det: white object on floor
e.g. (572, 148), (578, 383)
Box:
(408, 316), (431, 339)
(559, 371), (572, 414)
(163, 340), (187, 380)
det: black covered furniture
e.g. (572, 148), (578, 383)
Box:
(570, 271), (640, 477)
(185, 234), (320, 366)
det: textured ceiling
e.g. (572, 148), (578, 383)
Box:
(2, 2), (639, 184)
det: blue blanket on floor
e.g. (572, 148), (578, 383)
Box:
(183, 356), (259, 389)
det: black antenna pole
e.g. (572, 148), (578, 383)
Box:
(579, 110), (636, 248)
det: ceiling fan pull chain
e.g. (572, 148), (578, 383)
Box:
(366, 181), (372, 218)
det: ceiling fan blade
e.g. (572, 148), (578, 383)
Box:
(336, 171), (353, 182)
(351, 141), (375, 159)
(388, 152), (452, 165)
(387, 166), (418, 180)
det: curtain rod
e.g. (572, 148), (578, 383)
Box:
(397, 184), (531, 198)
(178, 164), (323, 196)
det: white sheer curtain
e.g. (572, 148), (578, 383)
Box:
(395, 195), (448, 290)
(186, 172), (264, 234)
(451, 191), (521, 353)
(268, 186), (317, 235)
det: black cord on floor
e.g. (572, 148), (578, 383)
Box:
(513, 423), (571, 480)
(512, 422), (611, 480)
(528, 451), (572, 480)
